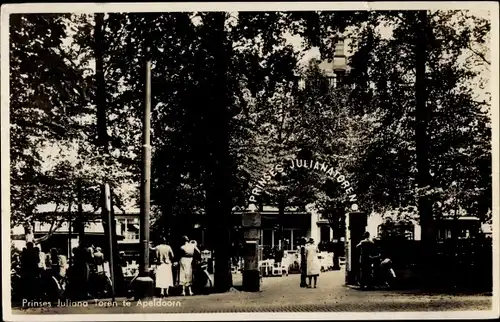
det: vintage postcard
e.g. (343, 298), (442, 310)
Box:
(1, 1), (499, 321)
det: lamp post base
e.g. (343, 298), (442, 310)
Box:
(242, 269), (260, 292)
(133, 276), (155, 300)
(345, 269), (359, 286)
(332, 256), (341, 271)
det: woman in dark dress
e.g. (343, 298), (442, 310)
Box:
(299, 237), (308, 288)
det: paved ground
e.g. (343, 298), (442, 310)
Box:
(11, 270), (493, 314)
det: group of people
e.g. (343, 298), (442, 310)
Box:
(69, 244), (111, 298)
(13, 235), (208, 301)
(297, 232), (386, 290)
(13, 232), (387, 301)
(150, 235), (203, 297)
(11, 241), (112, 301)
(299, 237), (321, 288)
(356, 231), (386, 290)
(12, 242), (70, 300)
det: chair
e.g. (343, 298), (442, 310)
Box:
(281, 263), (289, 276)
(272, 262), (283, 276)
(260, 260), (270, 277)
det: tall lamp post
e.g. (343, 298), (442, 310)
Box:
(133, 48), (154, 299)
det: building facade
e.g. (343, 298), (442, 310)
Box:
(233, 205), (334, 251)
(11, 202), (337, 257)
(11, 203), (141, 258)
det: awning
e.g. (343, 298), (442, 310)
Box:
(126, 224), (140, 230)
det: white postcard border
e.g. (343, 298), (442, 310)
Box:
(1, 2), (499, 321)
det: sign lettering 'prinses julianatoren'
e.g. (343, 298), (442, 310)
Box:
(248, 159), (358, 211)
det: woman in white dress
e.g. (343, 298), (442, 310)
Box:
(155, 238), (174, 297)
(179, 236), (200, 296)
(305, 238), (321, 288)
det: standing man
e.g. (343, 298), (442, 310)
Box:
(356, 232), (376, 290)
(299, 237), (307, 288)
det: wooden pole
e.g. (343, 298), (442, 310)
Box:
(103, 183), (116, 301)
(133, 47), (154, 299)
(414, 10), (435, 288)
(68, 208), (72, 261)
(140, 57), (152, 277)
(77, 179), (85, 246)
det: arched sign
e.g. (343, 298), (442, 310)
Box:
(248, 158), (358, 211)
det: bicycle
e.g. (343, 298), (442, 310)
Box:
(88, 269), (113, 299)
(371, 256), (397, 289)
(39, 268), (68, 302)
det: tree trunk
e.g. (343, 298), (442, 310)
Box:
(76, 180), (85, 246)
(204, 12), (233, 292)
(161, 159), (183, 243)
(68, 207), (73, 261)
(414, 10), (435, 286)
(108, 187), (125, 295)
(94, 12), (108, 148)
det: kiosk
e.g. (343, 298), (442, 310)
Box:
(241, 204), (261, 292)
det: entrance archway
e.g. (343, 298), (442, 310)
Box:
(243, 158), (366, 288)
(248, 158), (358, 212)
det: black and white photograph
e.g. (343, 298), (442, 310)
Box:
(1, 2), (498, 321)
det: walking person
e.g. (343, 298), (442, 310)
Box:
(35, 246), (46, 273)
(155, 237), (175, 297)
(77, 245), (92, 299)
(305, 238), (321, 288)
(49, 249), (65, 277)
(179, 236), (200, 296)
(356, 231), (376, 290)
(34, 246), (45, 297)
(92, 246), (111, 297)
(21, 242), (40, 300)
(45, 248), (67, 300)
(93, 247), (105, 274)
(299, 237), (308, 288)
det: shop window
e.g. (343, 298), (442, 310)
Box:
(262, 229), (273, 248)
(320, 226), (331, 243)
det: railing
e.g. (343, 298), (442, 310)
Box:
(124, 232), (139, 240)
(375, 237), (493, 291)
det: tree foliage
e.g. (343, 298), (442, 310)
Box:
(9, 9), (492, 290)
(346, 10), (491, 223)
